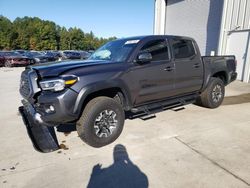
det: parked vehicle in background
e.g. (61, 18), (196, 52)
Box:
(78, 51), (91, 59)
(19, 35), (237, 150)
(59, 50), (81, 61)
(24, 51), (56, 64)
(0, 51), (33, 67)
(15, 50), (28, 55)
(43, 51), (61, 61)
(88, 50), (95, 54)
(0, 54), (5, 66)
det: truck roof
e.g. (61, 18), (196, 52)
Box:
(117, 35), (194, 41)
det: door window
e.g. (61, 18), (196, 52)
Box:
(140, 39), (169, 61)
(172, 39), (195, 59)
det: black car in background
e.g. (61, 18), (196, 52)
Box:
(15, 50), (28, 55)
(24, 51), (56, 64)
(88, 50), (95, 54)
(0, 54), (5, 66)
(42, 51), (61, 61)
(59, 50), (81, 61)
(78, 51), (91, 59)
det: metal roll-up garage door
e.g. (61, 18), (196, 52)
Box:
(165, 0), (223, 56)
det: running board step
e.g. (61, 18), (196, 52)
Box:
(129, 102), (182, 120)
(128, 94), (198, 120)
(140, 114), (156, 120)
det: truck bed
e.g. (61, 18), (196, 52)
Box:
(202, 55), (237, 85)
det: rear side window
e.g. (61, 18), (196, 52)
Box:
(140, 39), (169, 61)
(172, 39), (195, 59)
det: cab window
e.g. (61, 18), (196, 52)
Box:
(172, 39), (195, 59)
(140, 39), (169, 61)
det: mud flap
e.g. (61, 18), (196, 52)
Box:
(19, 106), (60, 153)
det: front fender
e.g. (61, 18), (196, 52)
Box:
(73, 80), (133, 117)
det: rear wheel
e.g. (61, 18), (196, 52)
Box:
(197, 77), (225, 108)
(76, 97), (125, 148)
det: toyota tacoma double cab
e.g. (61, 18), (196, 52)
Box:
(19, 35), (237, 150)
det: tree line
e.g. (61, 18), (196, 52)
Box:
(0, 15), (116, 51)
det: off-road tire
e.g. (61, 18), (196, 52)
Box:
(76, 97), (125, 148)
(197, 77), (225, 108)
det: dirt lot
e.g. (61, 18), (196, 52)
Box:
(0, 67), (250, 188)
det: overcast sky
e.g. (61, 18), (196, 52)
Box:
(0, 0), (154, 38)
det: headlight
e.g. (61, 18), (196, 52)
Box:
(39, 76), (78, 92)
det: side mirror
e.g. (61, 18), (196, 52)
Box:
(137, 52), (152, 63)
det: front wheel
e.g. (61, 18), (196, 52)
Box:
(197, 77), (225, 108)
(76, 97), (125, 148)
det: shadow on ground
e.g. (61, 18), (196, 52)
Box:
(222, 93), (250, 105)
(87, 144), (148, 188)
(56, 123), (76, 133)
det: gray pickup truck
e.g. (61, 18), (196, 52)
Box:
(19, 35), (237, 151)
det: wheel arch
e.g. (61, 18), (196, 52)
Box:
(73, 82), (132, 118)
(212, 71), (228, 85)
(202, 70), (228, 92)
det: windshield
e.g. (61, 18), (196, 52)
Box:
(89, 39), (140, 62)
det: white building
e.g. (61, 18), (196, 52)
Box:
(154, 0), (250, 82)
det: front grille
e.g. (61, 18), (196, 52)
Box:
(20, 70), (31, 99)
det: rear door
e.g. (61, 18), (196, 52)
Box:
(131, 38), (175, 105)
(170, 38), (203, 95)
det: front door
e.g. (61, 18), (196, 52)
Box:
(131, 39), (175, 105)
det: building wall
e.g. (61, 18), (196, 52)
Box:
(154, 0), (250, 82)
(218, 0), (250, 82)
(218, 0), (250, 54)
(154, 0), (166, 35)
(163, 0), (224, 56)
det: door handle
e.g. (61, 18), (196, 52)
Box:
(164, 66), (175, 71)
(193, 63), (200, 68)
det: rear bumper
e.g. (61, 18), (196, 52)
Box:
(230, 72), (237, 82)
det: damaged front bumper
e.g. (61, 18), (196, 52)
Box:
(19, 103), (60, 153)
(21, 99), (53, 127)
(19, 69), (76, 152)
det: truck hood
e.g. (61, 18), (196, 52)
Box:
(30, 60), (113, 78)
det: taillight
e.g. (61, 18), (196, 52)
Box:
(234, 59), (237, 71)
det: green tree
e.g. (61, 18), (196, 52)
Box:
(0, 16), (13, 50)
(0, 15), (116, 51)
